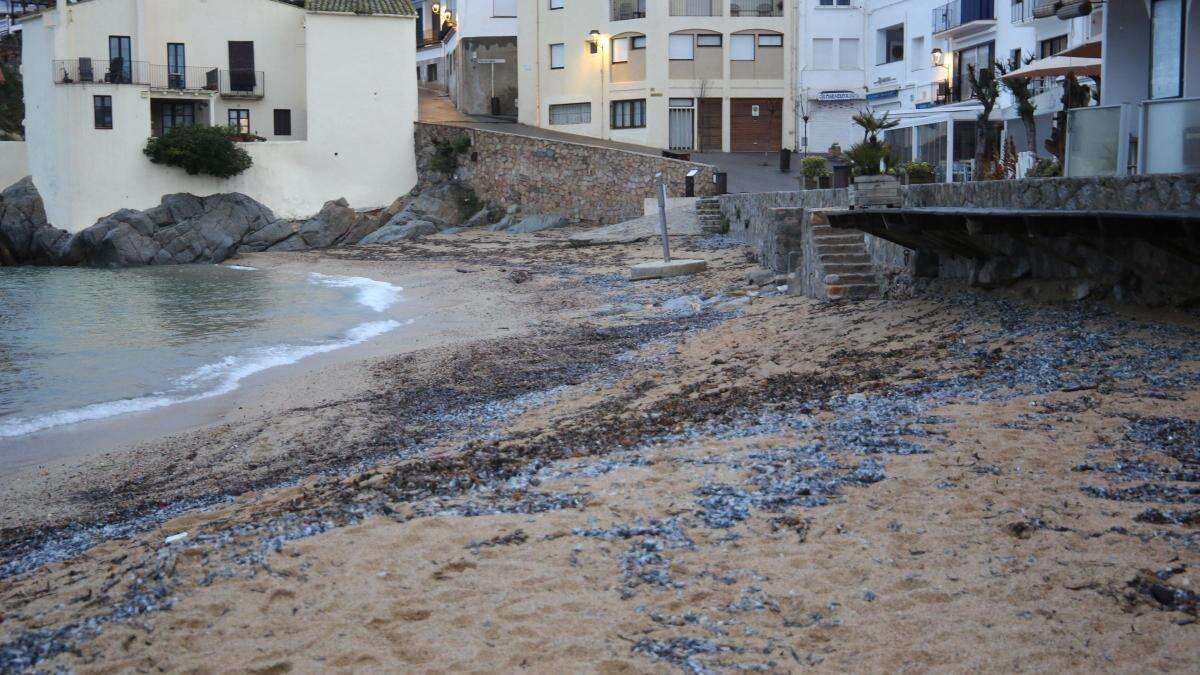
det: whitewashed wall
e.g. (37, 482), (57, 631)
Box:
(0, 142), (29, 188)
(22, 2), (417, 232)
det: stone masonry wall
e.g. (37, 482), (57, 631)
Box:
(415, 122), (718, 225)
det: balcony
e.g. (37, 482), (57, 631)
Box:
(148, 64), (220, 92)
(932, 0), (995, 37)
(913, 81), (952, 109)
(219, 70), (265, 99)
(671, 0), (721, 16)
(610, 0), (646, 21)
(730, 1), (783, 16)
(54, 58), (149, 85)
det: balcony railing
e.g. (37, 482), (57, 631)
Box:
(933, 0), (995, 34)
(1010, 0), (1033, 23)
(610, 0), (646, 20)
(913, 81), (953, 108)
(54, 58), (149, 85)
(149, 64), (220, 92)
(670, 0), (721, 16)
(731, 1), (783, 16)
(219, 69), (265, 98)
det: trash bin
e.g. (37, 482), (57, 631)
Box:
(714, 171), (728, 195)
(779, 148), (792, 173)
(490, 97), (501, 116)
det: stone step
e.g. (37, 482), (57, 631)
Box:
(826, 284), (879, 301)
(812, 234), (865, 245)
(822, 263), (875, 275)
(824, 272), (877, 286)
(819, 253), (872, 264)
(815, 243), (866, 255)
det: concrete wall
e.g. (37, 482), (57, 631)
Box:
(0, 141), (27, 187)
(452, 36), (518, 116)
(416, 121), (718, 225)
(22, 2), (418, 231)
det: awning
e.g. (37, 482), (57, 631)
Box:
(1002, 55), (1101, 79)
(1058, 38), (1102, 58)
(1033, 0), (1091, 19)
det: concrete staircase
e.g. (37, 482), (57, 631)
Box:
(696, 197), (723, 234)
(810, 214), (879, 301)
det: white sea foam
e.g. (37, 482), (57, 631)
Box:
(309, 273), (402, 312)
(224, 265), (259, 271)
(0, 271), (407, 439)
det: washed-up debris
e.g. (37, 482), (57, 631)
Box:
(1135, 508), (1200, 527)
(164, 532), (189, 545)
(631, 637), (747, 675)
(466, 529), (528, 552)
(1125, 567), (1199, 617)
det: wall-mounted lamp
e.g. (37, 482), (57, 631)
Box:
(442, 10), (454, 26)
(588, 29), (601, 54)
(931, 48), (944, 67)
(431, 2), (440, 13)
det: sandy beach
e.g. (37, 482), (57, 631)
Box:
(1, 227), (1198, 673)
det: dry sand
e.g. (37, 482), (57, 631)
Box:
(1, 227), (1197, 673)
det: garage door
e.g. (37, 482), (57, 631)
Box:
(730, 98), (783, 152)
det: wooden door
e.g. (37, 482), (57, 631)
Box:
(698, 98), (722, 151)
(228, 41), (255, 91)
(730, 98), (783, 152)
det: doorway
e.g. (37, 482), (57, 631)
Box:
(698, 98), (722, 151)
(668, 98), (695, 151)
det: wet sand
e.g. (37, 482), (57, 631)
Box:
(1, 228), (1197, 673)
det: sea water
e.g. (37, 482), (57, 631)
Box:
(0, 265), (405, 440)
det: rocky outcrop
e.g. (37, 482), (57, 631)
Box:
(0, 179), (391, 267)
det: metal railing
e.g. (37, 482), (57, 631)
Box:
(912, 81), (953, 108)
(610, 0), (646, 20)
(933, 0), (994, 34)
(219, 69), (265, 98)
(53, 58), (149, 85)
(1010, 0), (1033, 23)
(149, 64), (220, 91)
(730, 1), (783, 16)
(670, 0), (720, 16)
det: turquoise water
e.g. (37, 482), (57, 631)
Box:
(0, 264), (405, 440)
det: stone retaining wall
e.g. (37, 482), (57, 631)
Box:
(415, 122), (718, 225)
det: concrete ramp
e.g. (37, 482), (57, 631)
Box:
(568, 205), (703, 247)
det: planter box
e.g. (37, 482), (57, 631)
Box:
(850, 174), (900, 208)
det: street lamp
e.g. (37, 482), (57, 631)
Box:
(431, 2), (440, 13)
(588, 29), (601, 55)
(931, 48), (944, 67)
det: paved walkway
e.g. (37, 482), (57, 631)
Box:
(418, 90), (801, 195)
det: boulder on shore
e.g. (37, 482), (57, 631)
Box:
(506, 214), (569, 234)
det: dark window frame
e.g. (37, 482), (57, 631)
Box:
(696, 34), (722, 47)
(228, 108), (250, 134)
(93, 95), (113, 129)
(610, 98), (646, 129)
(1149, 0), (1186, 99)
(878, 25), (904, 65)
(1038, 34), (1068, 58)
(273, 109), (292, 136)
(549, 42), (565, 69)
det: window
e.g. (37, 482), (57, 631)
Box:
(1009, 47), (1022, 67)
(549, 0), (562, 8)
(759, 34), (783, 47)
(108, 35), (132, 83)
(610, 99), (646, 129)
(911, 36), (925, 68)
(669, 34), (695, 60)
(669, 98), (695, 107)
(228, 109), (250, 134)
(1038, 34), (1067, 58)
(813, 38), (834, 68)
(549, 43), (565, 69)
(696, 34), (722, 47)
(839, 37), (860, 69)
(274, 109), (292, 136)
(549, 102), (591, 125)
(878, 25), (903, 64)
(954, 41), (994, 101)
(731, 34), (755, 61)
(427, 63), (438, 81)
(1150, 0), (1183, 98)
(818, 0), (852, 5)
(493, 0), (517, 16)
(613, 37), (630, 63)
(632, 36), (647, 49)
(161, 102), (194, 132)
(93, 95), (112, 129)
(167, 43), (185, 88)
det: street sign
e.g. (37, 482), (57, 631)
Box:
(476, 58), (506, 64)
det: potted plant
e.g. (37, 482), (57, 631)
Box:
(847, 109), (900, 208)
(902, 161), (936, 185)
(800, 155), (831, 190)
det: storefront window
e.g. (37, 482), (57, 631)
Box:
(1150, 0), (1184, 99)
(916, 122), (948, 181)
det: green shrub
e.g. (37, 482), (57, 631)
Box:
(847, 142), (886, 176)
(1027, 158), (1062, 178)
(429, 134), (472, 175)
(902, 161), (936, 184)
(143, 125), (253, 178)
(800, 156), (831, 180)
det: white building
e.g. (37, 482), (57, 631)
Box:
(20, 0), (419, 232)
(415, 0), (518, 116)
(517, 0), (794, 154)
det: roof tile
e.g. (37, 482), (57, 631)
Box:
(305, 0), (416, 16)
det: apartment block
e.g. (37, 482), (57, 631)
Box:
(517, 0), (793, 153)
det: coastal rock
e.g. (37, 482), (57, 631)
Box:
(296, 198), (358, 249)
(240, 219), (298, 252)
(0, 177), (59, 265)
(507, 214), (568, 234)
(359, 219), (439, 244)
(398, 182), (471, 229)
(488, 215), (517, 232)
(463, 208), (491, 229)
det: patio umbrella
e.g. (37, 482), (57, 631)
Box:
(1002, 55), (1101, 79)
(1058, 38), (1102, 58)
